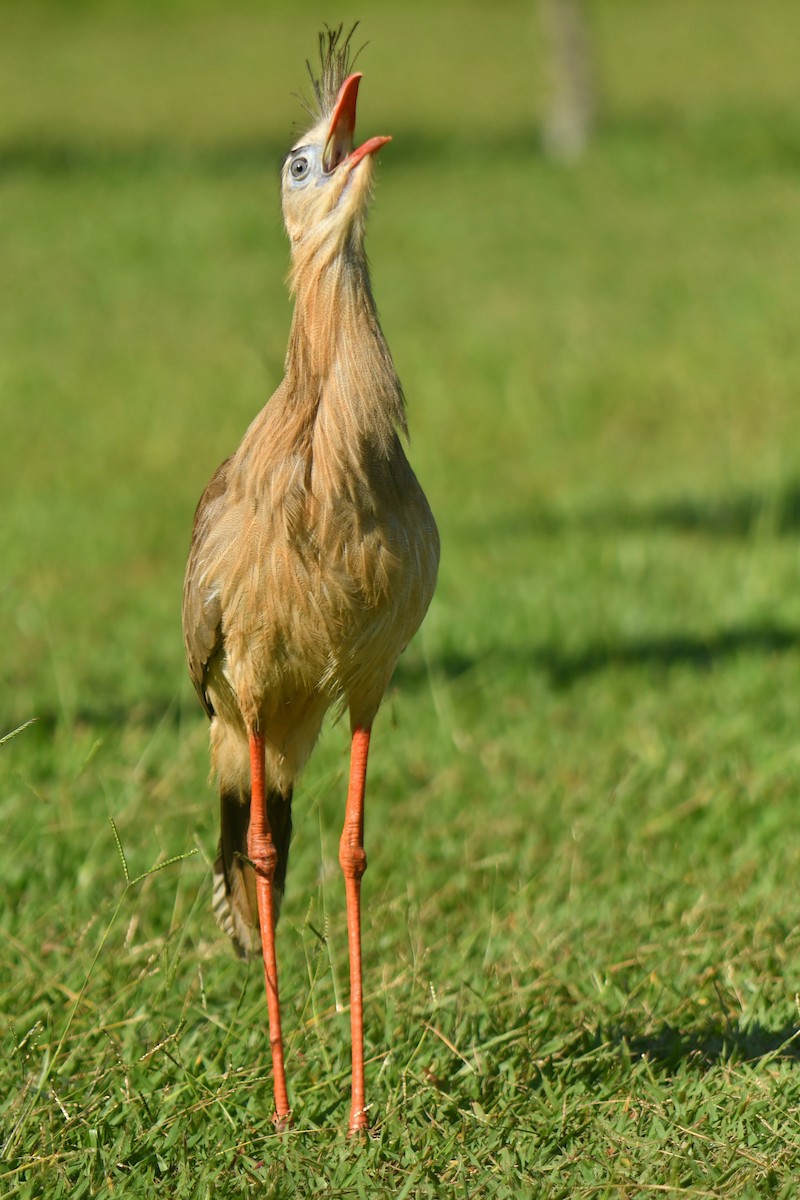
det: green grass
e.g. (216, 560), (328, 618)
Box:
(4, 0), (800, 1194)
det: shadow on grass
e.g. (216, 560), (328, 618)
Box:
(3, 104), (800, 177)
(530, 1021), (800, 1093)
(8, 619), (797, 737)
(535, 624), (800, 688)
(604, 104), (800, 174)
(0, 127), (536, 179)
(0, 697), (187, 741)
(619, 1020), (800, 1068)
(0, 134), (289, 177)
(492, 478), (800, 542)
(5, 612), (800, 745)
(395, 621), (800, 691)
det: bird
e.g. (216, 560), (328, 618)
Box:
(182, 27), (439, 1135)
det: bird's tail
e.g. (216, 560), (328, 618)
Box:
(212, 784), (293, 960)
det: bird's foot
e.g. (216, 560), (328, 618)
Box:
(347, 1107), (369, 1137)
(272, 1108), (294, 1134)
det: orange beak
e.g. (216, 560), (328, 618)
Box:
(323, 73), (391, 174)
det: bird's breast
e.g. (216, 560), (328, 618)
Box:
(214, 460), (438, 725)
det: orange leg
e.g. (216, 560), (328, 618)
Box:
(339, 726), (371, 1134)
(248, 730), (291, 1129)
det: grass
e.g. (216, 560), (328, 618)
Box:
(3, 0), (800, 1194)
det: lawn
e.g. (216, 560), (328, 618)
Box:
(3, 0), (800, 1195)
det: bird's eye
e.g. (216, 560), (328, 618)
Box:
(290, 155), (310, 180)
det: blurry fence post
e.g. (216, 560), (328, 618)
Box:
(539, 0), (597, 162)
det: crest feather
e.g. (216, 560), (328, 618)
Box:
(301, 24), (364, 121)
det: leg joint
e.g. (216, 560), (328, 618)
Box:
(248, 833), (278, 880)
(339, 840), (367, 880)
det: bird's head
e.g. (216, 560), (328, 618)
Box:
(281, 29), (390, 259)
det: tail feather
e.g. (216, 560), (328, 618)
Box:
(212, 786), (293, 960)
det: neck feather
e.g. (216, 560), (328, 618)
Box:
(284, 236), (407, 456)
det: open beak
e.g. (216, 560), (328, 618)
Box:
(323, 73), (391, 174)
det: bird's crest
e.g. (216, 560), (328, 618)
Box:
(300, 23), (365, 122)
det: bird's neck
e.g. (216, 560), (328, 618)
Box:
(284, 241), (407, 455)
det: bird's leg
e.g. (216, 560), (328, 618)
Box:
(248, 729), (291, 1129)
(339, 725), (371, 1134)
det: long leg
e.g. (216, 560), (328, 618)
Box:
(248, 730), (291, 1129)
(339, 725), (371, 1134)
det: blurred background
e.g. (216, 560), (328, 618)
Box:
(3, 0), (800, 725)
(4, 0), (800, 1185)
(4, 0), (800, 721)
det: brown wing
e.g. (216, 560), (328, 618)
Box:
(182, 456), (233, 718)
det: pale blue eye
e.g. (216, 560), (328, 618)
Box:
(290, 155), (310, 180)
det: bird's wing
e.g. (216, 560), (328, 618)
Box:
(182, 456), (233, 718)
